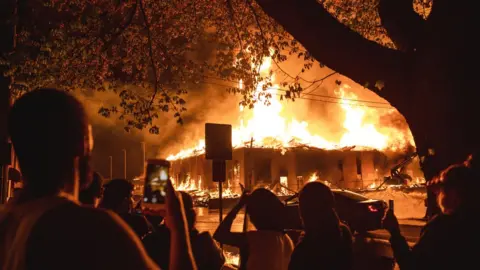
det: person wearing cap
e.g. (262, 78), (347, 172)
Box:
(383, 160), (480, 270)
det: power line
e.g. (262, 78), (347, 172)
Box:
(202, 75), (390, 105)
(196, 81), (393, 109)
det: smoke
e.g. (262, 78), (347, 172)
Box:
(378, 109), (411, 133)
(76, 44), (415, 179)
(72, 38), (243, 178)
(74, 80), (241, 179)
(152, 83), (241, 158)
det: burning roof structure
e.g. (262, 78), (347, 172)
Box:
(166, 54), (419, 198)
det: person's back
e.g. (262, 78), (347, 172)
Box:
(288, 182), (353, 270)
(289, 224), (352, 270)
(246, 230), (293, 270)
(0, 89), (157, 270)
(145, 226), (225, 270)
(0, 194), (155, 269)
(214, 188), (293, 270)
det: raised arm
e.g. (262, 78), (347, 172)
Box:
(165, 180), (197, 270)
(213, 193), (249, 248)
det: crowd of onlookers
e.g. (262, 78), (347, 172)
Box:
(1, 88), (479, 270)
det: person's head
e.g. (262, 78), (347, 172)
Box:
(100, 179), (134, 214)
(8, 88), (93, 197)
(179, 191), (196, 231)
(299, 181), (340, 234)
(432, 163), (477, 214)
(246, 188), (285, 231)
(79, 172), (104, 207)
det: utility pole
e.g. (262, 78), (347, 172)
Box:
(0, 0), (16, 203)
(109, 156), (113, 180)
(122, 149), (127, 179)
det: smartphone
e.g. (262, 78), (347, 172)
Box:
(388, 199), (394, 212)
(143, 159), (170, 210)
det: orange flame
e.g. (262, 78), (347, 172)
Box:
(167, 55), (413, 161)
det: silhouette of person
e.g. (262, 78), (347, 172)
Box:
(79, 171), (104, 207)
(144, 191), (225, 270)
(289, 181), (353, 270)
(99, 178), (153, 239)
(0, 88), (195, 270)
(384, 157), (480, 270)
(214, 188), (293, 270)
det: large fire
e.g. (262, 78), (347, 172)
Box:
(167, 55), (413, 161)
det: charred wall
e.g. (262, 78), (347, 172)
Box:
(170, 148), (390, 193)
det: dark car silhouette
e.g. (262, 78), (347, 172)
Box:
(283, 189), (387, 234)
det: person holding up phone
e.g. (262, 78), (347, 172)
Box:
(383, 162), (480, 270)
(0, 88), (196, 270)
(143, 159), (171, 210)
(214, 188), (293, 270)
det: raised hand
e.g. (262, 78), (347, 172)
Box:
(164, 179), (186, 231)
(383, 207), (400, 234)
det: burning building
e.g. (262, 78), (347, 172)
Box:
(171, 146), (404, 194)
(166, 55), (419, 197)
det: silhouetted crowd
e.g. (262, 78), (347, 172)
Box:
(1, 88), (479, 270)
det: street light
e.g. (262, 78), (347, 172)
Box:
(122, 149), (127, 179)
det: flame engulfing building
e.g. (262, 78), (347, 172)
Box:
(168, 55), (418, 194)
(170, 146), (407, 195)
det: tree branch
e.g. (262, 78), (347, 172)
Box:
(301, 71), (336, 96)
(69, 3), (134, 60)
(138, 0), (180, 121)
(378, 0), (426, 52)
(226, 0), (244, 52)
(247, 0), (318, 86)
(254, 0), (411, 111)
(101, 1), (138, 52)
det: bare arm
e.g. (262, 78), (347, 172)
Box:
(165, 180), (197, 270)
(213, 198), (248, 248)
(169, 216), (197, 270)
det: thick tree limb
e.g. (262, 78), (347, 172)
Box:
(254, 0), (411, 112)
(378, 0), (426, 52)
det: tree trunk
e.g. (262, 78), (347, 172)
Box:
(378, 0), (426, 52)
(256, 0), (480, 218)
